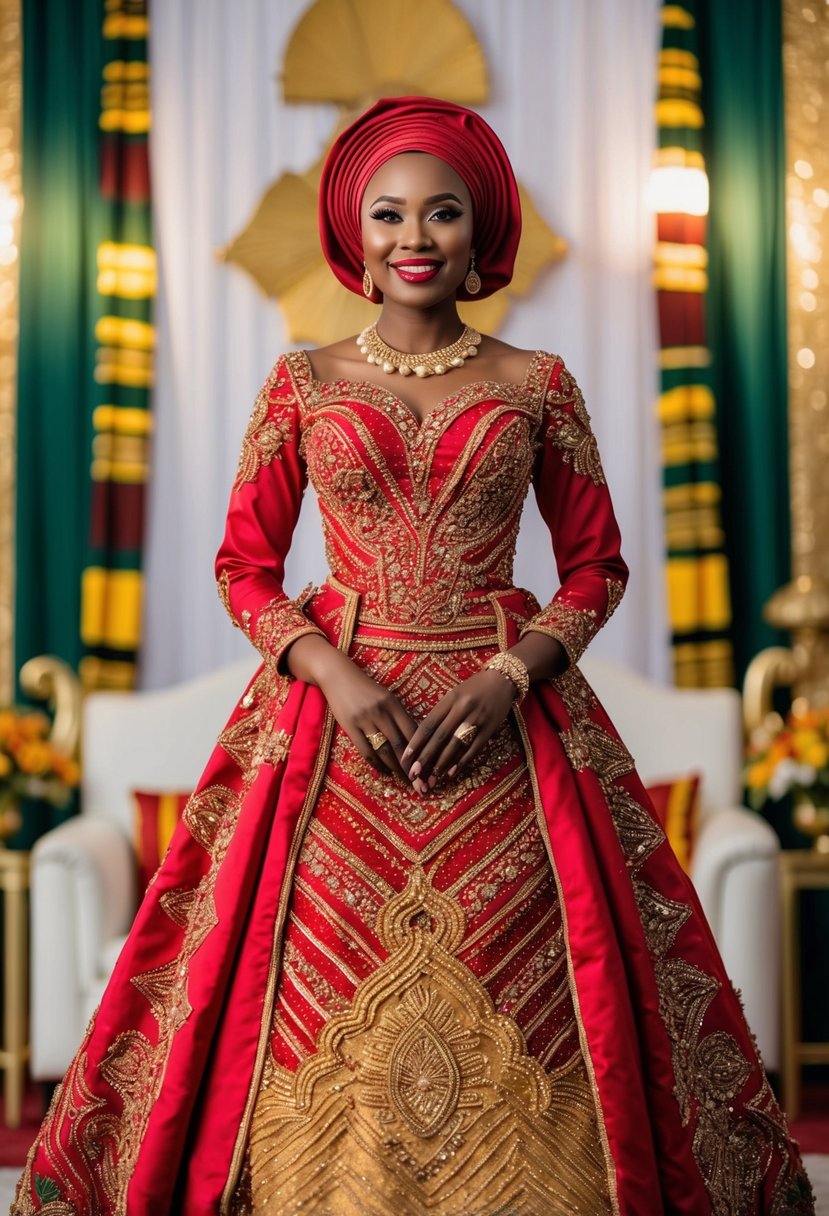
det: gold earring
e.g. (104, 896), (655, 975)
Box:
(362, 263), (374, 298)
(464, 251), (481, 295)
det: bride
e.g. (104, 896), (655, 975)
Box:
(13, 95), (814, 1215)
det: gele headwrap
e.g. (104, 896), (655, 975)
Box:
(318, 95), (522, 301)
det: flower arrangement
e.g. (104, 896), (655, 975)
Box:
(744, 704), (829, 811)
(0, 707), (80, 825)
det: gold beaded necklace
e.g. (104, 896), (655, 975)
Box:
(357, 323), (482, 378)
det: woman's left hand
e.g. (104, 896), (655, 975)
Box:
(401, 668), (518, 794)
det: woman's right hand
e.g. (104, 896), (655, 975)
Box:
(284, 634), (419, 784)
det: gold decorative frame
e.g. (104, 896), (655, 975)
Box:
(744, 0), (829, 725)
(0, 0), (20, 704)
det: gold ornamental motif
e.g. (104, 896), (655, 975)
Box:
(220, 0), (567, 344)
(245, 868), (611, 1214)
(544, 374), (607, 487)
(232, 367), (295, 491)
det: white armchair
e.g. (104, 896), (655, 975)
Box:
(29, 655), (781, 1080)
(580, 656), (780, 1071)
(29, 656), (259, 1080)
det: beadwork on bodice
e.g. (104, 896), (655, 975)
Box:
(284, 349), (550, 624)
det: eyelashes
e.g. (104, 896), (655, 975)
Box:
(368, 206), (465, 223)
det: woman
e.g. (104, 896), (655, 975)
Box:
(13, 97), (814, 1216)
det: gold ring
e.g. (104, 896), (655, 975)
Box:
(453, 722), (478, 746)
(366, 730), (388, 751)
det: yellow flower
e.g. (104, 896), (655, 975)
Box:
(793, 730), (822, 763)
(802, 743), (829, 770)
(0, 752), (12, 778)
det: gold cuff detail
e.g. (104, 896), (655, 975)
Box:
(483, 652), (530, 703)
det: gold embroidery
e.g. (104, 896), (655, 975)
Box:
(329, 718), (519, 829)
(245, 869), (611, 1215)
(217, 568), (237, 627)
(233, 365), (295, 491)
(251, 723), (292, 769)
(552, 663), (599, 722)
(604, 782), (666, 870)
(520, 599), (599, 667)
(299, 833), (387, 929)
(560, 718), (635, 783)
(248, 593), (325, 670)
(544, 366), (606, 486)
(604, 576), (626, 625)
(285, 349), (553, 626)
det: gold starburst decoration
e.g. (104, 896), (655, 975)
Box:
(221, 0), (567, 343)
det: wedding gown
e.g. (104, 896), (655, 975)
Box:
(12, 350), (815, 1215)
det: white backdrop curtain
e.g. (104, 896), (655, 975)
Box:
(143, 0), (668, 690)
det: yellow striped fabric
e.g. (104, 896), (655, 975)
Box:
(81, 567), (144, 649)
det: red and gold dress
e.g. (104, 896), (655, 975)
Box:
(13, 351), (815, 1215)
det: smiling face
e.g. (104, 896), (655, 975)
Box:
(359, 152), (474, 308)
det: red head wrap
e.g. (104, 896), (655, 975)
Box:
(318, 96), (522, 301)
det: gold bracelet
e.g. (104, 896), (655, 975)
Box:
(483, 651), (530, 703)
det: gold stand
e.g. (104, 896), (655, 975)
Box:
(779, 849), (829, 1119)
(0, 845), (30, 1128)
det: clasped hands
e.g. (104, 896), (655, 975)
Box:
(346, 666), (520, 797)
(286, 632), (568, 798)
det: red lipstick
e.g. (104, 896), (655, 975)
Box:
(389, 258), (444, 284)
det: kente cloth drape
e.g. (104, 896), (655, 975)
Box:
(654, 0), (735, 689)
(79, 0), (155, 693)
(143, 0), (668, 689)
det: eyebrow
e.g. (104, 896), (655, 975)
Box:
(369, 193), (465, 207)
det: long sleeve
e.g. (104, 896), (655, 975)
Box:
(520, 356), (629, 668)
(215, 356), (326, 672)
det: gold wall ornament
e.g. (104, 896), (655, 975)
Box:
(281, 0), (488, 105)
(220, 0), (567, 345)
(743, 2), (829, 727)
(0, 0), (21, 705)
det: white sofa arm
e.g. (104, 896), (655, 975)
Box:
(30, 817), (136, 1079)
(690, 806), (781, 1071)
(690, 806), (779, 926)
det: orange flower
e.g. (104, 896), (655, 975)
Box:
(16, 712), (49, 741)
(0, 752), (12, 778)
(16, 741), (53, 775)
(746, 761), (773, 790)
(51, 753), (80, 787)
(0, 711), (17, 742)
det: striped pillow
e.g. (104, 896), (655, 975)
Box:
(645, 773), (702, 874)
(132, 789), (191, 894)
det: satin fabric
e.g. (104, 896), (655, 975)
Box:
(12, 351), (814, 1215)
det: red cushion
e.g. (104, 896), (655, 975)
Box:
(645, 773), (702, 874)
(132, 789), (191, 894)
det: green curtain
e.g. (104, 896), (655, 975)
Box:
(13, 1), (105, 846)
(697, 0), (790, 690)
